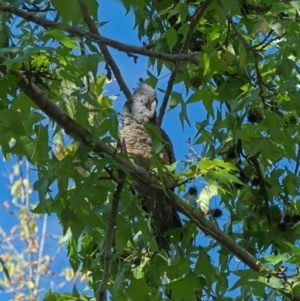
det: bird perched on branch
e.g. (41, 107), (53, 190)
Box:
(121, 83), (182, 250)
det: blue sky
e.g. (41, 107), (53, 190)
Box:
(0, 0), (236, 299)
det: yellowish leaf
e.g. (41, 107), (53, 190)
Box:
(26, 281), (35, 289)
(221, 50), (237, 65)
(255, 20), (269, 36)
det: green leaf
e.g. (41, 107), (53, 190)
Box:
(186, 90), (203, 105)
(283, 172), (298, 196)
(169, 91), (183, 109)
(144, 123), (165, 155)
(0, 257), (10, 284)
(263, 253), (289, 265)
(178, 3), (188, 24)
(113, 268), (126, 298)
(68, 237), (80, 272)
(165, 27), (178, 52)
(69, 176), (96, 208)
(213, 159), (239, 171)
(247, 138), (285, 163)
(10, 129), (51, 164)
(257, 275), (284, 289)
(202, 52), (210, 76)
(46, 29), (79, 49)
(127, 277), (156, 300)
(50, 0), (81, 25)
(207, 169), (244, 188)
(0, 109), (26, 136)
(275, 58), (295, 80)
(179, 101), (191, 128)
(166, 273), (202, 301)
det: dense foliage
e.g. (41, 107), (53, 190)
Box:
(1, 0), (300, 300)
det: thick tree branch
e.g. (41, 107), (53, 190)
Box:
(0, 3), (200, 68)
(98, 170), (125, 301)
(158, 0), (213, 126)
(78, 0), (131, 99)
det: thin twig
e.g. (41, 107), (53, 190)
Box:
(157, 0), (213, 126)
(224, 20), (231, 48)
(126, 52), (139, 63)
(33, 214), (48, 297)
(187, 138), (202, 161)
(0, 228), (23, 263)
(254, 30), (274, 49)
(98, 176), (114, 181)
(79, 38), (93, 96)
(22, 2), (55, 13)
(170, 176), (195, 189)
(256, 32), (286, 51)
(97, 170), (125, 301)
(0, 3), (200, 70)
(103, 167), (120, 183)
(78, 0), (131, 99)
(21, 3), (55, 12)
(295, 143), (300, 175)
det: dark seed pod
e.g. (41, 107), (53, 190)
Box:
(247, 114), (257, 123)
(278, 222), (287, 231)
(283, 214), (292, 223)
(292, 214), (300, 223)
(226, 148), (236, 160)
(188, 187), (198, 196)
(289, 115), (298, 125)
(247, 108), (263, 123)
(190, 77), (202, 89)
(212, 208), (222, 218)
(251, 178), (260, 186)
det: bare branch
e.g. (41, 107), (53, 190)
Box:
(254, 30), (274, 49)
(97, 170), (125, 301)
(0, 3), (200, 71)
(104, 167), (120, 183)
(255, 32), (286, 51)
(21, 2), (55, 12)
(34, 214), (48, 297)
(158, 0), (213, 126)
(78, 0), (131, 99)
